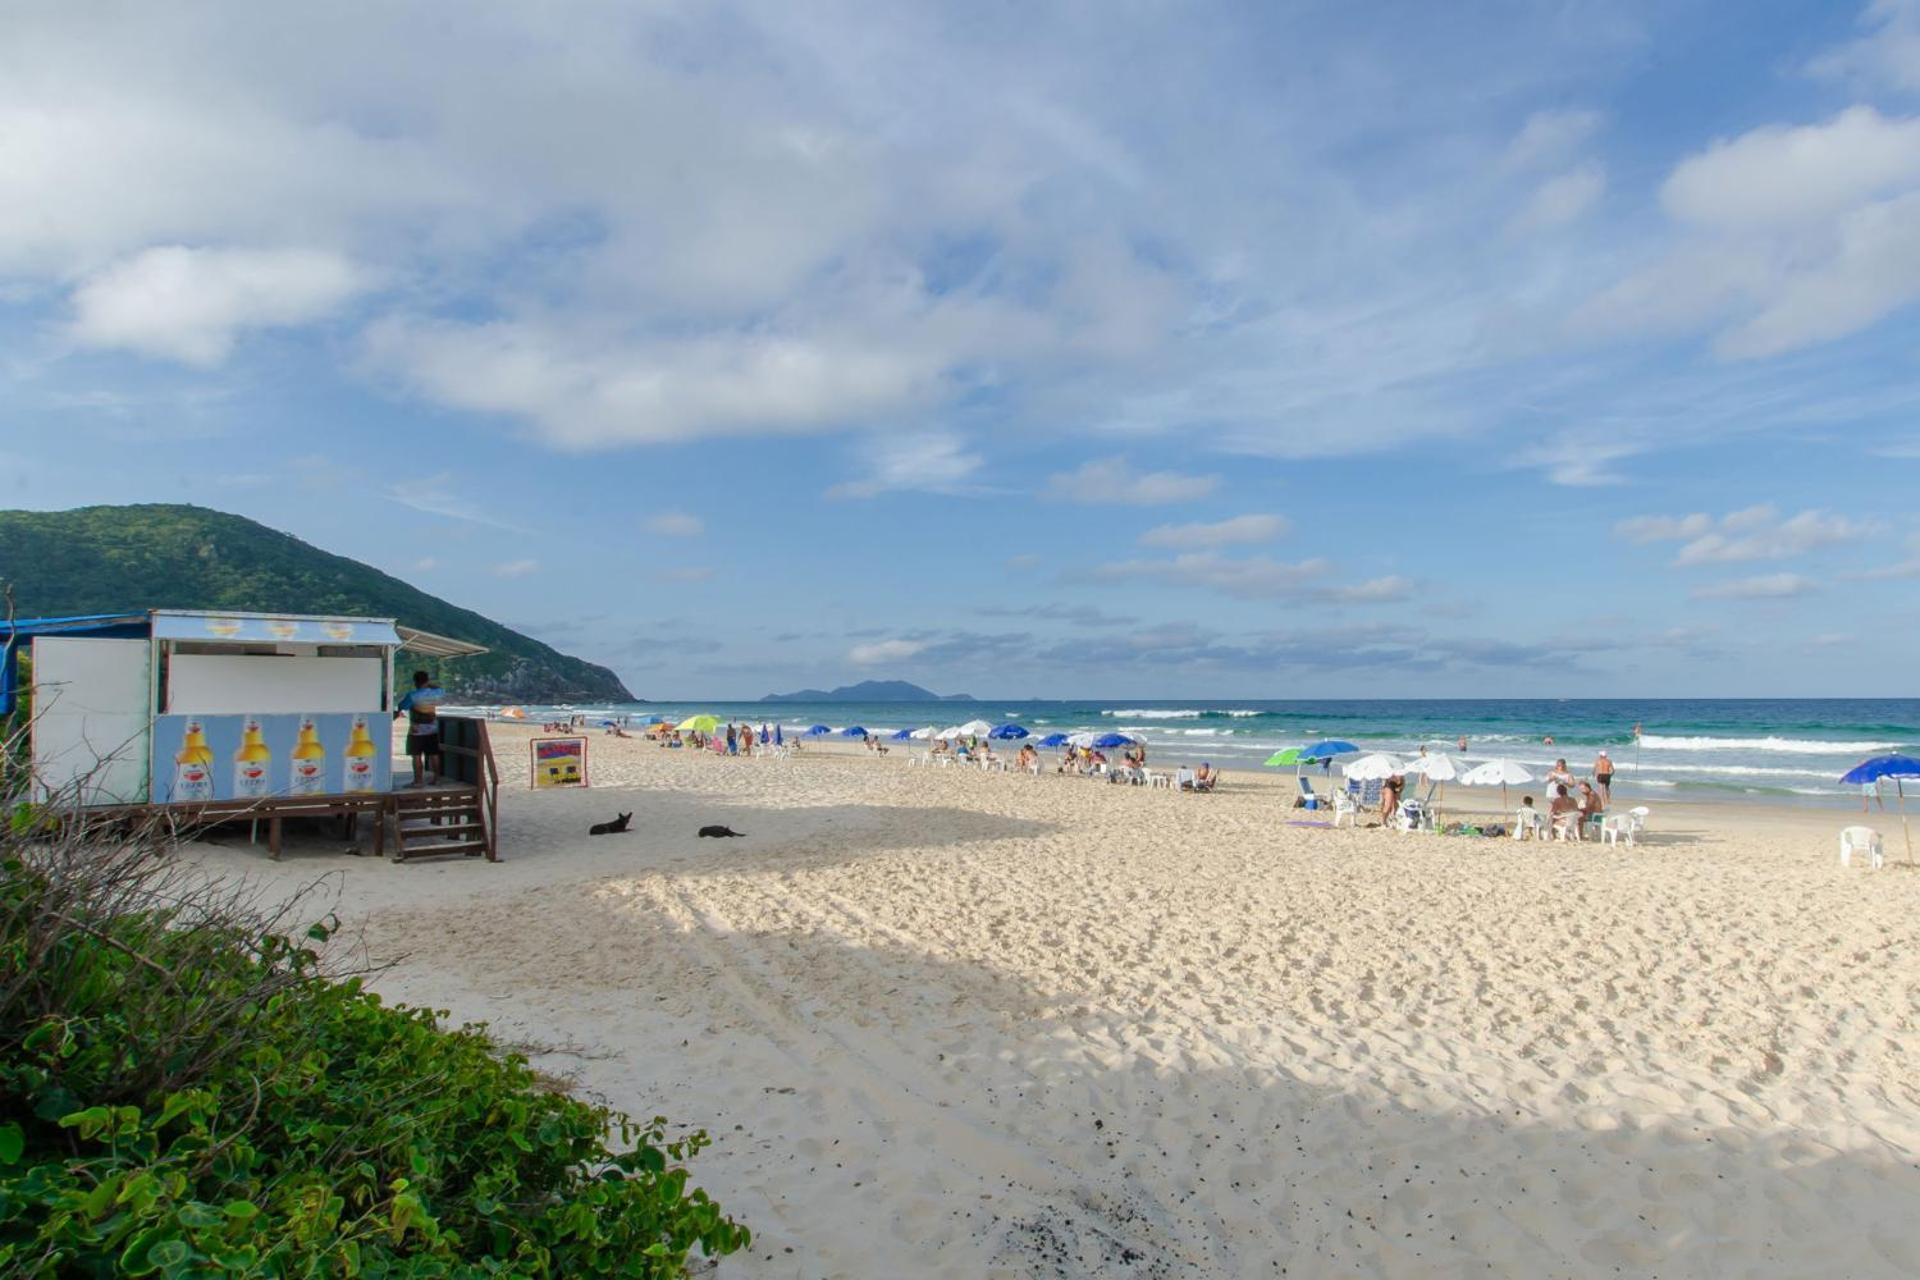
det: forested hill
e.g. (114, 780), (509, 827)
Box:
(0, 504), (632, 702)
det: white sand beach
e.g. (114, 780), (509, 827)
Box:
(195, 727), (1920, 1278)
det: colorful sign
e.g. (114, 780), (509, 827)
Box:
(150, 712), (391, 802)
(150, 612), (401, 647)
(531, 736), (588, 788)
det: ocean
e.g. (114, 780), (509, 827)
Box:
(458, 698), (1920, 808)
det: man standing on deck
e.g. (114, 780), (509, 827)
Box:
(394, 669), (445, 787)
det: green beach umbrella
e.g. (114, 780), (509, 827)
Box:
(676, 714), (720, 734)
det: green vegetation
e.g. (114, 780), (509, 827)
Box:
(0, 816), (745, 1276)
(0, 505), (632, 703)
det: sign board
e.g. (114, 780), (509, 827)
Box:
(151, 612), (401, 647)
(150, 712), (391, 803)
(531, 736), (588, 788)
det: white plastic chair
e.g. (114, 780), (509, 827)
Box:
(1600, 806), (1650, 846)
(1332, 789), (1359, 828)
(1840, 825), (1885, 869)
(1174, 767), (1195, 792)
(1512, 807), (1544, 841)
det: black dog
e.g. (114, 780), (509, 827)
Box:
(698, 825), (746, 838)
(589, 812), (633, 835)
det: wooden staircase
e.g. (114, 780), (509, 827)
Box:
(389, 715), (500, 862)
(390, 786), (490, 861)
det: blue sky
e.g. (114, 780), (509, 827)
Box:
(3, 0), (1919, 698)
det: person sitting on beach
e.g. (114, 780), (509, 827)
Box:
(670, 731), (684, 748)
(1380, 774), (1403, 825)
(1549, 783), (1579, 839)
(1017, 744), (1037, 771)
(1576, 781), (1604, 837)
(1193, 763), (1217, 792)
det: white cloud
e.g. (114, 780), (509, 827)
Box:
(1503, 109), (1604, 171)
(1138, 513), (1288, 549)
(1047, 457), (1217, 505)
(826, 431), (983, 499)
(1810, 0), (1920, 92)
(1510, 163), (1605, 233)
(1521, 439), (1642, 487)
(849, 638), (927, 666)
(412, 557), (438, 572)
(1586, 104), (1920, 359)
(1093, 552), (1330, 599)
(1616, 506), (1867, 563)
(492, 557), (539, 578)
(1661, 107), (1920, 231)
(1689, 572), (1817, 600)
(69, 246), (368, 365)
(1856, 531), (1920, 578)
(1315, 575), (1414, 603)
(645, 512), (705, 537)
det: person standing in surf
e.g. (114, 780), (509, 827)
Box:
(1593, 750), (1614, 804)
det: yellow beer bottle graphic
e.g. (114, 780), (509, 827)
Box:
(290, 717), (328, 795)
(342, 716), (378, 792)
(173, 719), (215, 801)
(233, 717), (273, 798)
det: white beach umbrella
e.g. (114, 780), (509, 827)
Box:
(909, 725), (939, 740)
(938, 726), (964, 740)
(1343, 752), (1404, 781)
(956, 718), (994, 738)
(1401, 752), (1458, 781)
(1459, 757), (1533, 807)
(1066, 731), (1098, 748)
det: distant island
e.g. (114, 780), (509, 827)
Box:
(761, 679), (974, 703)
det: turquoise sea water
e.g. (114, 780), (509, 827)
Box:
(460, 698), (1920, 807)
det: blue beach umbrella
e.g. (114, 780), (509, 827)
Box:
(891, 728), (915, 740)
(1301, 740), (1359, 759)
(774, 725), (784, 745)
(806, 724), (831, 737)
(841, 725), (869, 737)
(1092, 732), (1137, 750)
(989, 723), (1030, 740)
(1038, 732), (1070, 748)
(1841, 755), (1920, 862)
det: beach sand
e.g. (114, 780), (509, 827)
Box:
(194, 726), (1920, 1278)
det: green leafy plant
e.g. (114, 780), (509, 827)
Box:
(0, 811), (747, 1276)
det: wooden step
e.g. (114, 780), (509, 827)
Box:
(398, 820), (484, 838)
(393, 838), (489, 861)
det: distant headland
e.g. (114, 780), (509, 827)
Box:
(760, 680), (974, 703)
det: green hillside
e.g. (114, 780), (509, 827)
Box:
(0, 504), (632, 702)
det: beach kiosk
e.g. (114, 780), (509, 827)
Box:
(2, 609), (497, 861)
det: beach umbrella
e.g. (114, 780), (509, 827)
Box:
(956, 718), (994, 738)
(909, 725), (938, 739)
(1841, 755), (1920, 863)
(841, 725), (868, 737)
(1300, 740), (1359, 759)
(676, 714), (719, 734)
(890, 728), (915, 740)
(805, 724), (831, 737)
(1459, 757), (1533, 807)
(939, 725), (966, 740)
(1038, 732), (1070, 748)
(1343, 752), (1404, 781)
(1264, 747), (1310, 768)
(989, 723), (1030, 740)
(774, 725), (784, 745)
(1091, 732), (1138, 750)
(1401, 752), (1458, 781)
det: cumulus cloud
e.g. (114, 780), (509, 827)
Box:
(70, 246), (368, 365)
(1138, 513), (1288, 549)
(1689, 572), (1817, 600)
(1092, 552), (1330, 599)
(849, 638), (928, 665)
(645, 512), (705, 537)
(1510, 163), (1605, 233)
(1585, 104), (1920, 358)
(826, 431), (984, 499)
(1047, 457), (1217, 505)
(1615, 506), (1866, 563)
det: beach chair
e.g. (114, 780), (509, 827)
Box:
(1296, 776), (1320, 810)
(1599, 806), (1650, 847)
(1840, 825), (1884, 869)
(1174, 767), (1195, 792)
(1395, 797), (1427, 831)
(1331, 788), (1359, 828)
